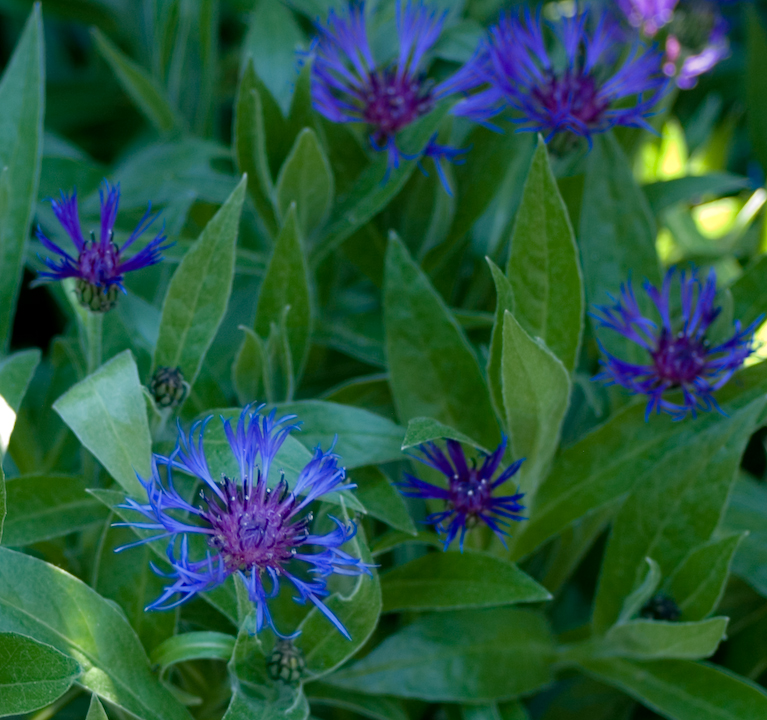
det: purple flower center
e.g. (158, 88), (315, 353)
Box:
(202, 476), (309, 574)
(651, 330), (708, 385)
(447, 466), (493, 524)
(78, 239), (120, 287)
(532, 70), (611, 129)
(362, 69), (434, 138)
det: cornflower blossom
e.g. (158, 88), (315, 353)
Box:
(399, 436), (526, 551)
(454, 9), (667, 143)
(35, 181), (170, 312)
(308, 1), (477, 188)
(116, 405), (372, 639)
(618, 0), (730, 89)
(592, 267), (759, 421)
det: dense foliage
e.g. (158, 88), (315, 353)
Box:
(3, 1), (767, 719)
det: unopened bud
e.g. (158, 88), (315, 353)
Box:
(149, 366), (188, 409)
(266, 640), (305, 684)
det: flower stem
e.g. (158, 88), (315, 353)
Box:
(85, 310), (103, 375)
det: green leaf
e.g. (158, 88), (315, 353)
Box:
(603, 617), (728, 660)
(276, 128), (334, 237)
(298, 500), (380, 679)
(501, 310), (571, 508)
(506, 137), (583, 373)
(312, 102), (452, 265)
(747, 6), (767, 171)
(666, 534), (744, 621)
(0, 632), (80, 716)
(91, 28), (181, 133)
(579, 132), (660, 359)
(150, 632), (235, 674)
(401, 416), (488, 452)
(463, 702), (530, 720)
(255, 207), (312, 379)
(487, 259), (515, 422)
(384, 233), (500, 448)
(325, 608), (554, 702)
(511, 362), (767, 561)
(0, 6), (44, 350)
(232, 326), (266, 406)
(86, 695), (109, 720)
(307, 683), (408, 720)
(578, 657), (767, 720)
(154, 176), (246, 391)
(269, 400), (403, 468)
(0, 469), (4, 544)
(642, 174), (750, 216)
(224, 686), (309, 720)
(730, 255), (767, 329)
(242, 0), (305, 115)
(0, 349), (40, 459)
(53, 350), (151, 498)
(2, 474), (107, 546)
(93, 524), (176, 652)
(722, 474), (767, 597)
(617, 558), (662, 624)
(380, 551), (551, 613)
(0, 547), (192, 720)
(233, 60), (278, 237)
(351, 466), (416, 535)
(592, 396), (765, 633)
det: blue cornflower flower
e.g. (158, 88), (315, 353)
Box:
(592, 267), (759, 421)
(35, 180), (171, 312)
(308, 1), (477, 187)
(399, 436), (526, 551)
(115, 405), (373, 639)
(454, 9), (667, 142)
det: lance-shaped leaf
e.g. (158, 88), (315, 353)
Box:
(0, 6), (44, 350)
(0, 632), (81, 716)
(154, 176), (246, 392)
(603, 617), (728, 660)
(380, 551), (550, 612)
(91, 28), (181, 133)
(501, 310), (570, 507)
(325, 608), (555, 702)
(0, 547), (192, 720)
(53, 350), (151, 498)
(276, 128), (334, 237)
(255, 206), (312, 379)
(578, 657), (767, 720)
(384, 233), (500, 449)
(506, 137), (583, 372)
(592, 396), (766, 633)
(511, 362), (767, 561)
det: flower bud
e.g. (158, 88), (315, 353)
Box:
(267, 640), (305, 684)
(149, 366), (188, 409)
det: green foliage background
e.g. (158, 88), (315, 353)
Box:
(1, 1), (767, 719)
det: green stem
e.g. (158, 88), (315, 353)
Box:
(85, 310), (103, 375)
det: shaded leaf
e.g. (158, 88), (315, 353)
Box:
(0, 632), (80, 716)
(507, 137), (583, 372)
(154, 176), (246, 391)
(0, 6), (44, 349)
(350, 466), (416, 535)
(384, 233), (499, 448)
(326, 608), (554, 702)
(0, 349), (40, 459)
(381, 551), (551, 613)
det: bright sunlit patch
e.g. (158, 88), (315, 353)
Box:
(745, 317), (767, 368)
(692, 198), (740, 239)
(0, 393), (16, 457)
(657, 121), (688, 180)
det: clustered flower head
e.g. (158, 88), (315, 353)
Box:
(116, 405), (372, 639)
(453, 8), (667, 143)
(618, 0), (730, 89)
(592, 266), (759, 421)
(399, 436), (526, 551)
(36, 181), (171, 312)
(308, 0), (476, 187)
